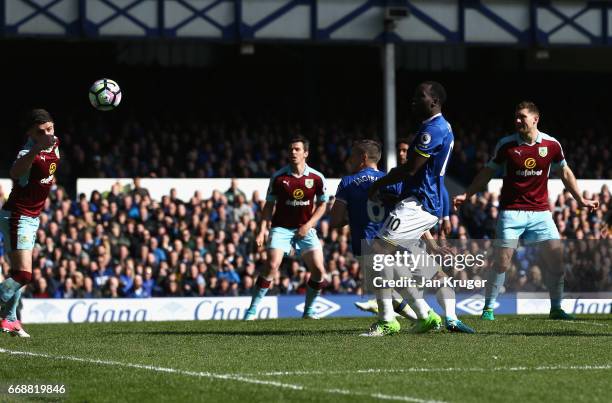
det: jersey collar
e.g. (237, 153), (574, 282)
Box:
(515, 131), (543, 145)
(360, 166), (379, 174)
(290, 164), (310, 178)
(422, 113), (442, 124)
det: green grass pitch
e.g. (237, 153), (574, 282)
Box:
(0, 315), (610, 402)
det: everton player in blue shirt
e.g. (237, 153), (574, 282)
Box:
(330, 138), (474, 335)
(330, 140), (418, 320)
(366, 81), (457, 335)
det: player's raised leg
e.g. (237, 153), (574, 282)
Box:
(1, 288), (29, 338)
(0, 250), (34, 338)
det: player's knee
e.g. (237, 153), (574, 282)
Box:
(265, 257), (283, 274)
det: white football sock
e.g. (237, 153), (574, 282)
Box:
(436, 286), (457, 320)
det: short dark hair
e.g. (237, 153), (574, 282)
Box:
(423, 81), (447, 106)
(516, 101), (540, 116)
(23, 108), (53, 131)
(396, 138), (410, 148)
(289, 135), (309, 152)
(353, 139), (382, 163)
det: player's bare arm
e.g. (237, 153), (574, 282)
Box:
(557, 165), (599, 211)
(256, 201), (275, 247)
(368, 150), (428, 200)
(328, 199), (348, 229)
(440, 218), (451, 237)
(452, 166), (496, 210)
(297, 201), (326, 238)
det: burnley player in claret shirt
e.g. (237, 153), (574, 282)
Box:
(454, 101), (598, 321)
(244, 136), (329, 320)
(0, 109), (60, 337)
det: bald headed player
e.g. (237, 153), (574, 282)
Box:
(0, 109), (59, 337)
(244, 136), (328, 320)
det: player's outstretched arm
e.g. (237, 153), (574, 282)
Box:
(557, 165), (599, 211)
(9, 136), (55, 179)
(368, 151), (429, 200)
(453, 166), (496, 210)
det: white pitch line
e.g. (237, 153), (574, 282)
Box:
(0, 348), (442, 403)
(238, 364), (612, 377)
(560, 320), (610, 328)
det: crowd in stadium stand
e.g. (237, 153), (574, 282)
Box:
(43, 117), (612, 188)
(0, 174), (610, 299)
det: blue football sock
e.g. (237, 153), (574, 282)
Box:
(484, 270), (506, 310)
(304, 285), (322, 316)
(6, 288), (22, 322)
(547, 272), (564, 310)
(0, 278), (21, 303)
(248, 286), (269, 311)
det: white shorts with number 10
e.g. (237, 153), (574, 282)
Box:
(376, 196), (439, 249)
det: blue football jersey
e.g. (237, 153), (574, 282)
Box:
(335, 167), (401, 256)
(400, 114), (454, 217)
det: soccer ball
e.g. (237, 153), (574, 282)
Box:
(89, 78), (122, 111)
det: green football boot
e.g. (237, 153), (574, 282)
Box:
(410, 310), (442, 334)
(549, 308), (575, 320)
(359, 319), (401, 337)
(481, 308), (495, 321)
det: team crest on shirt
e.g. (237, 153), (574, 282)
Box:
(49, 163), (57, 175)
(293, 189), (305, 200)
(419, 133), (431, 145)
(305, 179), (314, 189)
(538, 146), (548, 157)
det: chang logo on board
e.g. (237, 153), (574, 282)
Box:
(68, 301), (147, 322)
(194, 299), (274, 320)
